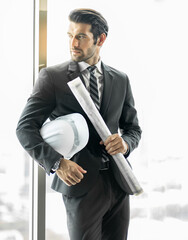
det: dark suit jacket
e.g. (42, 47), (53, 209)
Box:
(16, 60), (142, 197)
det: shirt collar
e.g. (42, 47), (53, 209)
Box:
(78, 59), (103, 74)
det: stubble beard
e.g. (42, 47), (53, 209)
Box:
(70, 52), (84, 62)
(70, 45), (97, 63)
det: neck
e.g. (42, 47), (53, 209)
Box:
(85, 55), (100, 66)
(85, 47), (100, 65)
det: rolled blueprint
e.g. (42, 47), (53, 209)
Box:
(68, 77), (143, 195)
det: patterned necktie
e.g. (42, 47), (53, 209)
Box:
(88, 66), (109, 169)
(87, 66), (100, 110)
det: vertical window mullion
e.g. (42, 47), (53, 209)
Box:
(30, 1), (47, 240)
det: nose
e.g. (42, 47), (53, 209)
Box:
(71, 37), (79, 48)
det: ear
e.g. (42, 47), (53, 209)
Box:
(97, 33), (106, 47)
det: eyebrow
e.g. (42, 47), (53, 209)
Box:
(67, 32), (88, 36)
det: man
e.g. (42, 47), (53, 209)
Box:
(16, 8), (142, 240)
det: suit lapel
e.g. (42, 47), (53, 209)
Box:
(66, 61), (87, 115)
(67, 60), (80, 80)
(67, 60), (86, 85)
(67, 61), (114, 118)
(100, 62), (114, 118)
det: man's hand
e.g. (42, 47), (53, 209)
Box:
(56, 158), (87, 186)
(100, 133), (128, 155)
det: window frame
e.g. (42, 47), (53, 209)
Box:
(30, 1), (47, 240)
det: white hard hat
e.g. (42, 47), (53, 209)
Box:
(40, 113), (89, 159)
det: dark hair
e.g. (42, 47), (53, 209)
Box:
(69, 8), (109, 44)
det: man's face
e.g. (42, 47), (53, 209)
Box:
(67, 21), (99, 64)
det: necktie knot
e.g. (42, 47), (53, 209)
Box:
(87, 66), (96, 73)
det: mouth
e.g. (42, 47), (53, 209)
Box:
(71, 49), (82, 55)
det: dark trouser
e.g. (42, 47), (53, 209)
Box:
(63, 169), (130, 240)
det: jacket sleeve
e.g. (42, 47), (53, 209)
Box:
(16, 68), (62, 175)
(119, 76), (142, 158)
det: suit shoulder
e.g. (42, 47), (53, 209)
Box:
(42, 61), (70, 74)
(103, 64), (129, 80)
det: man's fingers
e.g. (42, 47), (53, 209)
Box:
(77, 165), (87, 174)
(67, 175), (80, 185)
(56, 171), (72, 186)
(70, 169), (84, 183)
(101, 133), (128, 155)
(58, 171), (81, 186)
(107, 145), (124, 155)
(103, 134), (118, 146)
(105, 138), (120, 151)
(64, 179), (72, 187)
(106, 142), (123, 154)
(57, 159), (87, 187)
(65, 168), (85, 185)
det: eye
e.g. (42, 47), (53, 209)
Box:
(67, 33), (73, 39)
(77, 35), (86, 40)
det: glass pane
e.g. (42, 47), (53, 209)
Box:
(46, 1), (188, 240)
(46, 175), (69, 240)
(0, 1), (33, 239)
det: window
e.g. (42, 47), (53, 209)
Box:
(1, 1), (187, 240)
(0, 0), (33, 239)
